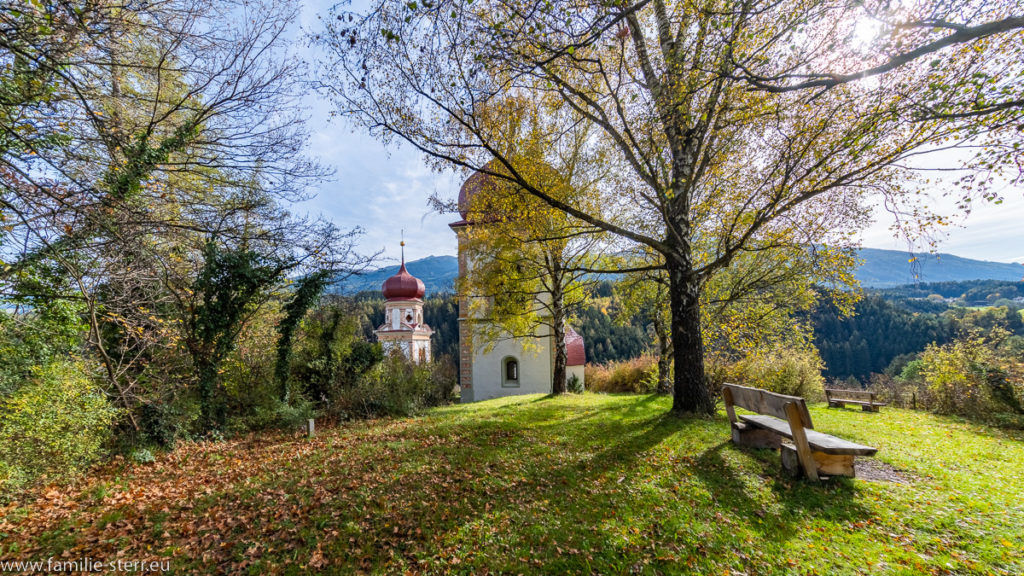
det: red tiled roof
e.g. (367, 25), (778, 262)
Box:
(565, 326), (585, 366)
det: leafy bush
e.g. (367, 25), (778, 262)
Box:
(0, 361), (119, 500)
(0, 297), (84, 397)
(866, 373), (922, 409)
(585, 356), (658, 394)
(708, 347), (825, 401)
(130, 448), (156, 465)
(916, 335), (1020, 418)
(135, 396), (201, 448)
(291, 305), (384, 416)
(335, 353), (457, 419)
(881, 332), (1024, 425)
(219, 304), (318, 435)
(226, 396), (318, 434)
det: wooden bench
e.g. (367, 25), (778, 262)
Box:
(824, 387), (887, 412)
(722, 383), (878, 481)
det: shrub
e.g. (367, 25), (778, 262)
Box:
(0, 299), (84, 397)
(885, 331), (1024, 425)
(0, 361), (119, 500)
(130, 448), (156, 465)
(585, 356), (658, 394)
(224, 394), (318, 434)
(134, 396), (201, 448)
(335, 353), (457, 419)
(709, 347), (825, 401)
(290, 305), (385, 416)
(567, 373), (584, 394)
(219, 305), (320, 435)
(917, 336), (1009, 417)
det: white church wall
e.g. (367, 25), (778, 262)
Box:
(567, 365), (585, 389)
(467, 332), (553, 402)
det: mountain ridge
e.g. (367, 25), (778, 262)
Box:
(331, 248), (1024, 294)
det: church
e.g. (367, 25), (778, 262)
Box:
(448, 166), (586, 402)
(373, 166), (587, 401)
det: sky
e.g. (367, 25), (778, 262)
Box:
(292, 1), (1024, 268)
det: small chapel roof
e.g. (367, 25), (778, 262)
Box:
(565, 326), (586, 367)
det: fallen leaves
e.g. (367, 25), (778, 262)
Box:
(1, 396), (1022, 575)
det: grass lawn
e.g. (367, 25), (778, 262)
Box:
(2, 393), (1023, 575)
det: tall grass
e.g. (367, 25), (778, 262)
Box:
(585, 356), (659, 393)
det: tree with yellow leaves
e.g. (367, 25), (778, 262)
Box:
(317, 0), (1018, 414)
(451, 99), (609, 394)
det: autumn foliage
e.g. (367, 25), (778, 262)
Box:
(585, 357), (659, 394)
(1, 394), (1022, 574)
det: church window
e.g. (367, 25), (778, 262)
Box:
(502, 357), (519, 387)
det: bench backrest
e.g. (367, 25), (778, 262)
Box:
(722, 383), (813, 429)
(824, 388), (875, 402)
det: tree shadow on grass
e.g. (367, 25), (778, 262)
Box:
(11, 395), (881, 575)
(294, 403), (691, 571)
(368, 403), (874, 560)
(691, 441), (874, 542)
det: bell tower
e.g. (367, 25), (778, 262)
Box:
(450, 163), (586, 402)
(374, 241), (433, 363)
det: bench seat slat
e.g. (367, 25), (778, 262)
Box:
(830, 399), (888, 407)
(739, 414), (878, 456)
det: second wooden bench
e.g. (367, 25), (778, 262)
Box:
(824, 387), (887, 412)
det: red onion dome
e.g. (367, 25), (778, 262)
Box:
(565, 326), (586, 366)
(381, 262), (425, 301)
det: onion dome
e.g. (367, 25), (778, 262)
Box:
(382, 242), (425, 300)
(458, 160), (501, 220)
(565, 326), (586, 366)
(458, 159), (563, 222)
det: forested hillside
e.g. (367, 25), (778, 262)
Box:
(811, 295), (955, 380)
(384, 280), (1024, 385)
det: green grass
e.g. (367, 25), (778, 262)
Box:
(1, 393), (1022, 575)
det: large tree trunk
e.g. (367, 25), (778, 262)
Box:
(666, 259), (715, 414)
(552, 324), (568, 395)
(547, 254), (568, 395)
(550, 281), (568, 395)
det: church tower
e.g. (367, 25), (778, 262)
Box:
(451, 163), (586, 402)
(374, 242), (433, 363)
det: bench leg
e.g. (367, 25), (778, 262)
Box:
(781, 444), (857, 479)
(780, 443), (802, 478)
(828, 401), (844, 409)
(861, 404), (879, 413)
(812, 452), (856, 477)
(732, 423), (782, 450)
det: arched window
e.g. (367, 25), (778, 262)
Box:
(502, 357), (519, 387)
